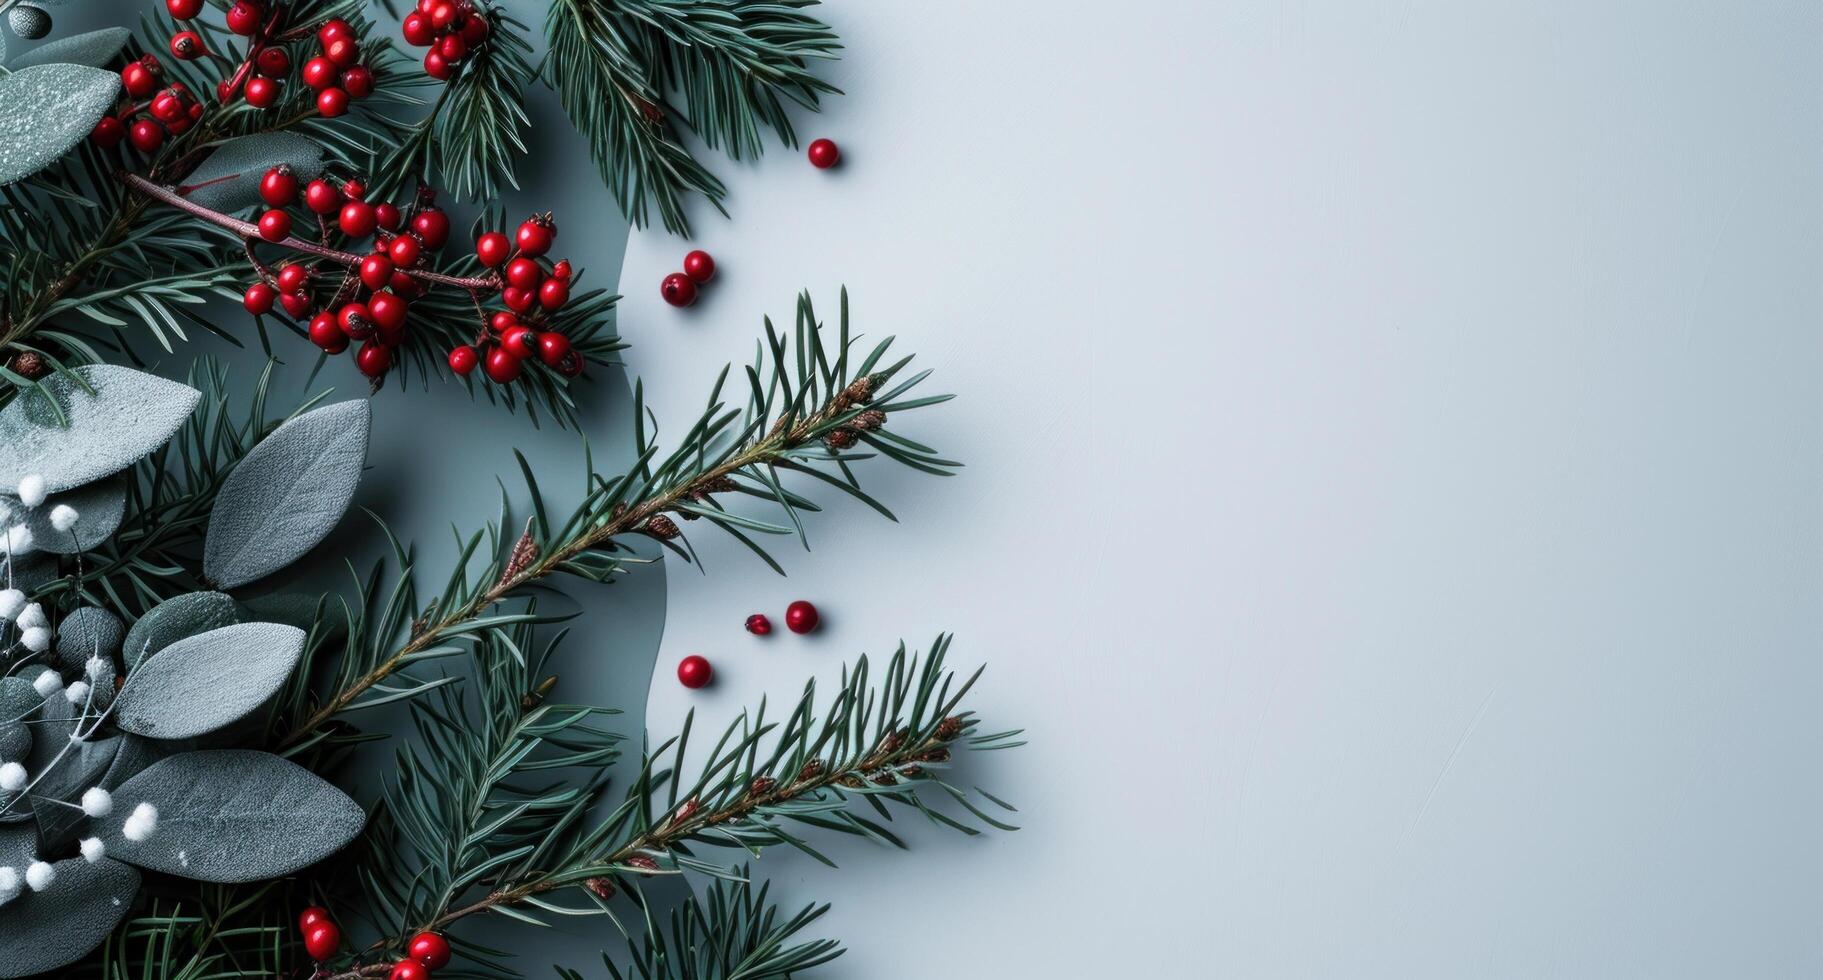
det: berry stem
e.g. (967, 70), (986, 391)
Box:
(121, 173), (502, 292)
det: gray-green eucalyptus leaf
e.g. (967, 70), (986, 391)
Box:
(179, 132), (326, 213)
(0, 64), (120, 186)
(0, 366), (200, 494)
(0, 857), (138, 978)
(123, 590), (240, 670)
(113, 622), (304, 740)
(24, 476), (126, 553)
(8, 26), (132, 69)
(54, 605), (123, 671)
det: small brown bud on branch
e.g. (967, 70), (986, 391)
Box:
(643, 515), (679, 540)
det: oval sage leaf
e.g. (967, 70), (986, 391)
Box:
(8, 26), (132, 69)
(113, 622), (304, 740)
(122, 590), (240, 670)
(0, 365), (200, 494)
(24, 476), (126, 553)
(0, 64), (121, 185)
(0, 857), (139, 979)
(204, 400), (370, 589)
(102, 749), (364, 883)
(179, 132), (325, 212)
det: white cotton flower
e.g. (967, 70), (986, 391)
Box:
(21, 627), (50, 653)
(0, 866), (16, 903)
(16, 475), (45, 509)
(3, 524), (32, 557)
(24, 860), (53, 892)
(85, 655), (106, 680)
(31, 669), (61, 697)
(79, 786), (112, 818)
(16, 602), (46, 630)
(122, 802), (158, 842)
(0, 589), (23, 620)
(0, 762), (24, 791)
(64, 680), (91, 705)
(48, 504), (78, 532)
(79, 838), (105, 863)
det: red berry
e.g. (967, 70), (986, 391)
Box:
(338, 302), (374, 339)
(339, 200), (376, 237)
(90, 117), (124, 147)
(436, 33), (467, 61)
(556, 351), (585, 377)
(256, 46), (290, 76)
(389, 959), (430, 980)
(460, 13), (490, 44)
(660, 272), (697, 307)
(536, 332), (571, 367)
(324, 37), (360, 68)
(225, 0), (262, 36)
(682, 249), (715, 283)
(302, 56), (337, 90)
(387, 234), (422, 268)
(410, 208), (449, 249)
(359, 253), (393, 290)
(538, 277), (569, 310)
(243, 282), (276, 314)
(303, 921), (341, 962)
(216, 79), (234, 102)
(489, 311), (517, 333)
(122, 60), (160, 98)
(374, 202), (402, 231)
(501, 286), (534, 313)
(500, 325), (537, 359)
(129, 119), (165, 153)
(784, 600), (819, 634)
(483, 345), (521, 383)
(150, 91), (185, 123)
(447, 345), (478, 375)
(257, 210), (292, 243)
(166, 0), (202, 19)
(505, 257), (542, 289)
(169, 31), (204, 61)
(475, 231), (510, 267)
(550, 259), (572, 281)
(677, 655), (712, 689)
(298, 907), (330, 933)
(401, 12), (435, 46)
(276, 263), (309, 293)
(317, 87), (350, 117)
(428, 0), (457, 29)
(309, 313), (346, 352)
(423, 50), (453, 80)
(319, 18), (352, 46)
(807, 138), (840, 169)
(745, 613), (771, 635)
(407, 932), (452, 971)
(390, 271), (422, 298)
(280, 292), (311, 317)
(341, 65), (375, 99)
(515, 219), (554, 256)
(259, 166), (298, 206)
(357, 341), (392, 377)
(367, 290), (407, 334)
(245, 76), (278, 107)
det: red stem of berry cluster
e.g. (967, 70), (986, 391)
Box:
(120, 173), (500, 292)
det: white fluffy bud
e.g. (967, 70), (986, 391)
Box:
(0, 589), (22, 620)
(24, 860), (53, 892)
(122, 802), (158, 842)
(3, 524), (32, 556)
(63, 680), (90, 704)
(79, 838), (105, 863)
(85, 655), (106, 679)
(16, 602), (45, 630)
(48, 503), (77, 532)
(31, 669), (61, 697)
(21, 627), (50, 653)
(0, 762), (24, 791)
(16, 475), (44, 509)
(79, 786), (112, 817)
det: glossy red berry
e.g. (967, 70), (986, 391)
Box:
(303, 921), (342, 961)
(407, 932), (452, 971)
(447, 345), (478, 375)
(550, 259), (572, 281)
(297, 907), (330, 933)
(122, 59), (160, 98)
(305, 180), (340, 214)
(389, 959), (429, 980)
(501, 286), (534, 313)
(309, 313), (347, 352)
(402, 11), (435, 45)
(259, 166), (298, 206)
(150, 91), (185, 123)
(556, 351), (585, 377)
(257, 209), (292, 242)
(169, 31), (204, 61)
(357, 341), (392, 377)
(745, 613), (772, 635)
(280, 292), (311, 317)
(538, 277), (569, 310)
(475, 231), (510, 267)
(387, 234), (422, 268)
(460, 13), (490, 44)
(784, 600), (819, 634)
(483, 345), (521, 383)
(515, 218), (554, 256)
(276, 263), (309, 293)
(500, 325), (537, 360)
(410, 208), (449, 249)
(423, 50), (453, 80)
(660, 272), (697, 307)
(374, 202), (402, 231)
(341, 178), (366, 200)
(90, 116), (124, 147)
(242, 282), (276, 314)
(677, 655), (712, 689)
(245, 75), (279, 107)
(318, 18), (352, 45)
(489, 311), (517, 333)
(367, 290), (407, 334)
(682, 249), (715, 283)
(428, 0), (457, 29)
(128, 119), (164, 153)
(341, 65), (375, 99)
(436, 33), (467, 61)
(166, 0), (202, 19)
(324, 37), (360, 68)
(316, 87), (350, 117)
(536, 332), (571, 367)
(225, 0), (262, 36)
(339, 201), (376, 237)
(505, 257), (542, 289)
(302, 56), (337, 90)
(807, 138), (840, 169)
(359, 254), (393, 290)
(256, 46), (290, 76)
(337, 302), (373, 339)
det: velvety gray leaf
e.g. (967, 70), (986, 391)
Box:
(123, 591), (239, 670)
(204, 400), (370, 589)
(0, 64), (120, 186)
(0, 857), (138, 979)
(8, 26), (131, 69)
(0, 676), (34, 763)
(113, 622), (303, 739)
(101, 734), (159, 790)
(103, 750), (364, 883)
(0, 823), (34, 868)
(179, 132), (325, 213)
(55, 604), (122, 671)
(24, 476), (126, 553)
(0, 365), (200, 494)
(30, 736), (119, 851)
(8, 553), (56, 592)
(238, 592), (340, 635)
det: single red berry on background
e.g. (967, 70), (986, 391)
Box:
(407, 932), (452, 971)
(401, 11), (435, 46)
(374, 202), (401, 231)
(318, 17), (352, 46)
(489, 310), (517, 333)
(502, 287), (535, 313)
(304, 179), (340, 214)
(677, 655), (713, 689)
(551, 259), (572, 281)
(784, 600), (819, 634)
(536, 331), (570, 367)
(166, 0), (202, 19)
(460, 14), (490, 44)
(387, 234), (422, 268)
(129, 119), (165, 153)
(150, 91), (185, 123)
(90, 116), (124, 147)
(259, 166), (298, 206)
(122, 59), (160, 98)
(257, 209), (292, 242)
(483, 345), (522, 383)
(324, 37), (360, 68)
(411, 209), (450, 249)
(303, 921), (342, 961)
(225, 0), (262, 36)
(276, 263), (309, 294)
(342, 178), (367, 200)
(367, 290), (407, 333)
(302, 56), (337, 90)
(515, 219), (554, 256)
(280, 292), (311, 317)
(475, 231), (510, 267)
(682, 250), (715, 283)
(256, 46), (290, 77)
(660, 272), (698, 307)
(309, 313), (347, 352)
(557, 350), (585, 377)
(538, 277), (570, 310)
(169, 31), (203, 61)
(423, 50), (454, 80)
(339, 200), (376, 237)
(807, 138), (840, 169)
(428, 0), (457, 29)
(341, 66), (376, 99)
(505, 257), (542, 290)
(242, 282), (275, 314)
(389, 959), (430, 980)
(359, 254), (393, 290)
(338, 302), (373, 339)
(501, 325), (537, 359)
(745, 614), (772, 635)
(447, 345), (478, 375)
(297, 906), (330, 933)
(245, 76), (278, 108)
(357, 341), (392, 378)
(317, 87), (350, 117)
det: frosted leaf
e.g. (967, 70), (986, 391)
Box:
(180, 133), (326, 213)
(0, 856), (138, 978)
(122, 591), (240, 671)
(24, 477), (125, 553)
(113, 622), (305, 740)
(6, 26), (130, 69)
(0, 64), (120, 186)
(0, 366), (199, 494)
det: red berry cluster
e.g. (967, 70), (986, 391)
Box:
(686, 601), (820, 690)
(401, 0), (490, 81)
(454, 215), (582, 383)
(90, 56), (202, 153)
(297, 906), (341, 962)
(660, 249), (716, 308)
(300, 18), (377, 117)
(296, 905), (450, 977)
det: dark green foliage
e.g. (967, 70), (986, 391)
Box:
(568, 875), (844, 980)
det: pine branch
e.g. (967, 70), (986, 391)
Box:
(565, 875), (844, 980)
